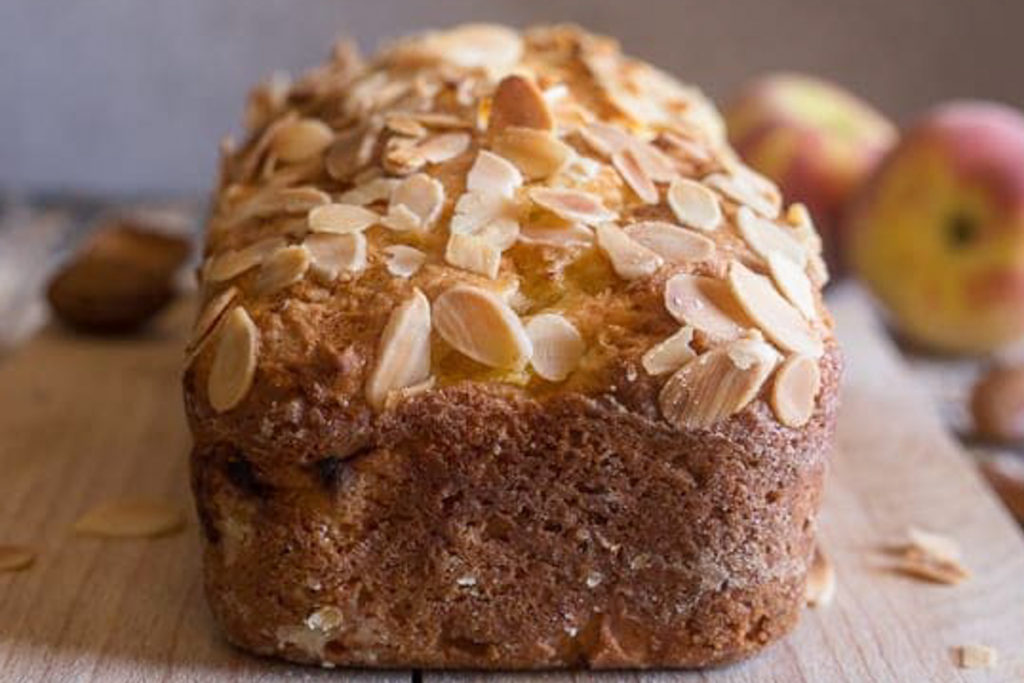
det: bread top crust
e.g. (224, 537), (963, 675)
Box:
(186, 23), (835, 436)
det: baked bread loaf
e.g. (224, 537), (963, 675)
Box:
(184, 23), (840, 669)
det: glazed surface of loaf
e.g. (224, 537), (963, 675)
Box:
(184, 24), (840, 668)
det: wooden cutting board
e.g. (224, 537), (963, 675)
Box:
(2, 285), (1023, 682)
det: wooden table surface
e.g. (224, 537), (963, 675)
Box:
(2, 202), (1024, 682)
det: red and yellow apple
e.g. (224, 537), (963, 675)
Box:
(848, 101), (1024, 354)
(725, 73), (896, 276)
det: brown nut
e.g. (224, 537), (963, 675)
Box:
(47, 217), (191, 333)
(970, 363), (1024, 443)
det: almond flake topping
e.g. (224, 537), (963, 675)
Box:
(769, 252), (817, 320)
(578, 121), (631, 157)
(308, 203), (378, 234)
(625, 221), (715, 264)
(433, 284), (532, 370)
(663, 274), (751, 343)
(736, 206), (807, 267)
(667, 178), (722, 231)
(519, 220), (594, 247)
(612, 148), (658, 204)
(705, 168), (781, 219)
(207, 237), (287, 283)
(493, 127), (574, 180)
(73, 499), (185, 538)
(786, 203), (830, 285)
(728, 261), (823, 358)
(529, 187), (615, 225)
(0, 545), (35, 572)
(384, 245), (427, 278)
(771, 354), (821, 427)
(230, 186), (330, 225)
(805, 547), (836, 608)
(385, 113), (428, 138)
(629, 140), (678, 183)
(955, 645), (997, 670)
(390, 173), (445, 228)
(305, 232), (366, 281)
(467, 150), (523, 198)
(254, 244), (311, 296)
(325, 123), (379, 181)
(208, 306), (259, 413)
(418, 132), (472, 163)
(488, 74), (554, 132)
(451, 191), (519, 242)
(642, 326), (696, 376)
(189, 286), (239, 352)
(338, 177), (399, 205)
(659, 337), (779, 430)
(270, 117), (334, 163)
(445, 233), (502, 279)
(392, 24), (523, 72)
(595, 223), (663, 280)
(525, 313), (585, 382)
(366, 289), (431, 410)
(381, 203), (423, 232)
(383, 132), (470, 175)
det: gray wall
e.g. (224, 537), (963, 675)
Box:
(3, 0), (1022, 196)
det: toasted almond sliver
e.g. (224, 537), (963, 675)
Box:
(525, 313), (585, 382)
(366, 289), (431, 411)
(451, 191), (513, 236)
(445, 233), (502, 278)
(771, 354), (821, 428)
(305, 232), (366, 281)
(270, 118), (334, 163)
(613, 148), (658, 204)
(395, 24), (523, 72)
(488, 74), (554, 132)
(208, 306), (259, 412)
(189, 286), (239, 351)
(467, 150), (523, 198)
(433, 284), (532, 370)
(308, 203), (379, 234)
(518, 221), (594, 247)
(906, 527), (962, 564)
(642, 326), (696, 376)
(805, 546), (836, 608)
(207, 237), (287, 282)
(493, 127), (575, 180)
(338, 177), (399, 205)
(629, 140), (678, 183)
(659, 337), (779, 430)
(530, 187), (616, 225)
(417, 132), (471, 164)
(384, 244), (427, 278)
(955, 645), (998, 670)
(768, 252), (817, 320)
(625, 221), (715, 264)
(253, 245), (311, 296)
(390, 173), (445, 228)
(406, 111), (473, 129)
(667, 178), (722, 232)
(578, 121), (631, 157)
(231, 186), (331, 225)
(786, 203), (830, 286)
(595, 223), (663, 280)
(663, 274), (751, 343)
(705, 168), (781, 219)
(385, 113), (428, 138)
(0, 545), (35, 572)
(736, 206), (807, 268)
(728, 261), (823, 358)
(73, 499), (185, 538)
(381, 203), (424, 232)
(894, 554), (971, 585)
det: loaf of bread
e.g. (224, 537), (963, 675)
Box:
(184, 23), (840, 669)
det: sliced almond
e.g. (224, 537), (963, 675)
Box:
(624, 221), (715, 264)
(805, 546), (836, 608)
(907, 527), (962, 564)
(433, 284), (532, 370)
(305, 232), (366, 281)
(206, 237), (287, 283)
(488, 74), (553, 132)
(518, 220), (594, 247)
(390, 173), (445, 228)
(955, 645), (997, 670)
(612, 148), (658, 204)
(384, 244), (427, 278)
(385, 113), (428, 138)
(529, 187), (615, 225)
(771, 354), (821, 428)
(728, 261), (823, 358)
(642, 326), (696, 376)
(894, 553), (971, 585)
(578, 121), (631, 157)
(418, 132), (471, 164)
(0, 545), (35, 572)
(270, 117), (334, 163)
(381, 203), (424, 232)
(326, 125), (376, 181)
(389, 24), (522, 72)
(628, 140), (678, 183)
(736, 206), (807, 268)
(659, 337), (779, 430)
(208, 306), (259, 412)
(667, 178), (722, 232)
(768, 252), (817, 320)
(406, 111), (473, 129)
(366, 289), (432, 411)
(338, 177), (399, 205)
(663, 274), (751, 343)
(595, 223), (662, 280)
(189, 286), (239, 351)
(705, 168), (781, 219)
(467, 150), (522, 198)
(445, 233), (502, 278)
(253, 244), (311, 296)
(233, 186), (331, 224)
(476, 217), (520, 251)
(786, 203), (830, 286)
(493, 127), (575, 180)
(525, 313), (585, 381)
(451, 191), (516, 236)
(73, 499), (185, 538)
(308, 203), (379, 234)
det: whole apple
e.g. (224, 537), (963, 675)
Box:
(725, 73), (896, 277)
(848, 101), (1024, 354)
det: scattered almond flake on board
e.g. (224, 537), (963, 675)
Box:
(955, 644), (997, 670)
(384, 244), (426, 278)
(488, 74), (554, 132)
(253, 244), (311, 296)
(519, 220), (594, 247)
(771, 354), (821, 428)
(73, 499), (185, 538)
(529, 187), (615, 225)
(624, 221), (715, 264)
(906, 527), (963, 564)
(270, 117), (334, 163)
(445, 233), (502, 278)
(663, 273), (751, 343)
(0, 545), (35, 572)
(667, 178), (722, 232)
(768, 252), (817, 320)
(595, 223), (663, 280)
(381, 203), (424, 232)
(493, 127), (574, 180)
(365, 289), (431, 410)
(433, 284), (533, 370)
(728, 261), (823, 358)
(207, 306), (260, 412)
(525, 313), (585, 382)
(736, 206), (807, 267)
(805, 546), (836, 608)
(892, 527), (971, 585)
(305, 232), (367, 281)
(385, 113), (428, 138)
(612, 148), (658, 204)
(338, 177), (399, 205)
(307, 203), (379, 234)
(188, 286), (239, 352)
(467, 150), (523, 198)
(705, 169), (781, 219)
(658, 337), (778, 430)
(206, 237), (287, 283)
(641, 326), (696, 376)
